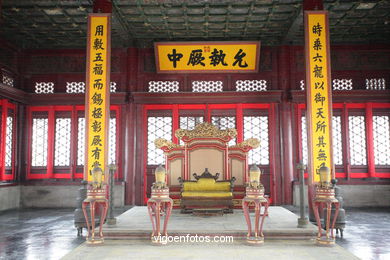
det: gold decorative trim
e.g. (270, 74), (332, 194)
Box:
(154, 138), (181, 149)
(230, 138), (260, 149)
(175, 122), (237, 140)
(232, 199), (243, 207)
(172, 199), (181, 206)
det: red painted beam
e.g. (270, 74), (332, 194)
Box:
(93, 0), (112, 13)
(303, 0), (323, 11)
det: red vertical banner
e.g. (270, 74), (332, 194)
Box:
(304, 11), (334, 183)
(84, 14), (111, 181)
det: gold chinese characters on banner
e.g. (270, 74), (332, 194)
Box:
(85, 14), (111, 182)
(155, 42), (260, 73)
(305, 11), (333, 182)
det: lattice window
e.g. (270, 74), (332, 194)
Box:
(235, 80), (267, 92)
(110, 82), (117, 93)
(300, 79), (353, 91)
(2, 75), (14, 87)
(149, 81), (179, 92)
(5, 116), (13, 167)
(65, 82), (116, 93)
(77, 118), (85, 166)
(332, 116), (343, 165)
(179, 116), (204, 145)
(54, 118), (71, 166)
(192, 81), (223, 92)
(109, 118), (116, 165)
(147, 117), (172, 165)
(348, 116), (367, 165)
(333, 79), (353, 90)
(244, 116), (269, 165)
(301, 116), (308, 165)
(366, 78), (386, 90)
(31, 118), (48, 166)
(211, 116), (236, 145)
(301, 116), (343, 166)
(35, 82), (54, 94)
(373, 116), (390, 165)
(179, 116), (204, 130)
(66, 82), (85, 93)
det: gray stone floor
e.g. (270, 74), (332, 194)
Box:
(0, 207), (389, 260)
(62, 239), (359, 260)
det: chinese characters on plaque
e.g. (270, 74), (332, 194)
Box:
(85, 14), (111, 181)
(305, 12), (333, 182)
(155, 42), (260, 73)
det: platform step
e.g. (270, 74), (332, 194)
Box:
(102, 206), (318, 241)
(192, 208), (224, 216)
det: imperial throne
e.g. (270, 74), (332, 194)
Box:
(155, 122), (259, 214)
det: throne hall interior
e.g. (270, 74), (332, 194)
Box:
(0, 0), (389, 259)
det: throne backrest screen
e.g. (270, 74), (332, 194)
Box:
(189, 148), (224, 180)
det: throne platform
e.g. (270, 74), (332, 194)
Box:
(102, 206), (317, 240)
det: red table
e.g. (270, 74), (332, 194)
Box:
(242, 187), (269, 244)
(82, 189), (108, 244)
(147, 188), (173, 244)
(313, 186), (340, 246)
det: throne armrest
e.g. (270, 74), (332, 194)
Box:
(230, 177), (236, 191)
(178, 177), (184, 184)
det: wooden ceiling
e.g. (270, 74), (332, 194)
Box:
(1, 0), (389, 49)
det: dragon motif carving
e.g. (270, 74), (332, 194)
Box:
(230, 138), (260, 149)
(154, 138), (181, 150)
(175, 122), (237, 140)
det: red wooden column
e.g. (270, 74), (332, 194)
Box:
(70, 106), (78, 180)
(342, 103), (351, 180)
(236, 104), (243, 143)
(172, 105), (179, 144)
(278, 45), (294, 204)
(47, 107), (55, 179)
(365, 103), (376, 178)
(125, 47), (139, 204)
(0, 99), (6, 181)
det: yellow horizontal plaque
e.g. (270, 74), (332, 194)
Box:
(155, 41), (260, 73)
